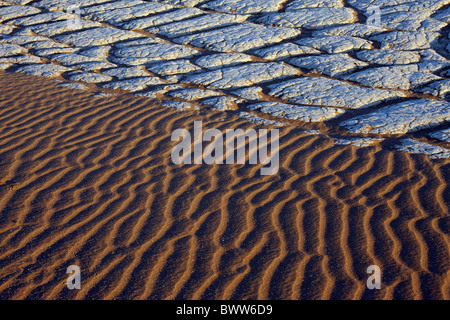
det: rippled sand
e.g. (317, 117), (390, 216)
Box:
(0, 71), (448, 299)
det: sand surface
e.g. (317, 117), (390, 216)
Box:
(0, 71), (449, 300)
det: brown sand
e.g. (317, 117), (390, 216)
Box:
(0, 71), (449, 300)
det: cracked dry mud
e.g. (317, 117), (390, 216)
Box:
(0, 0), (449, 158)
